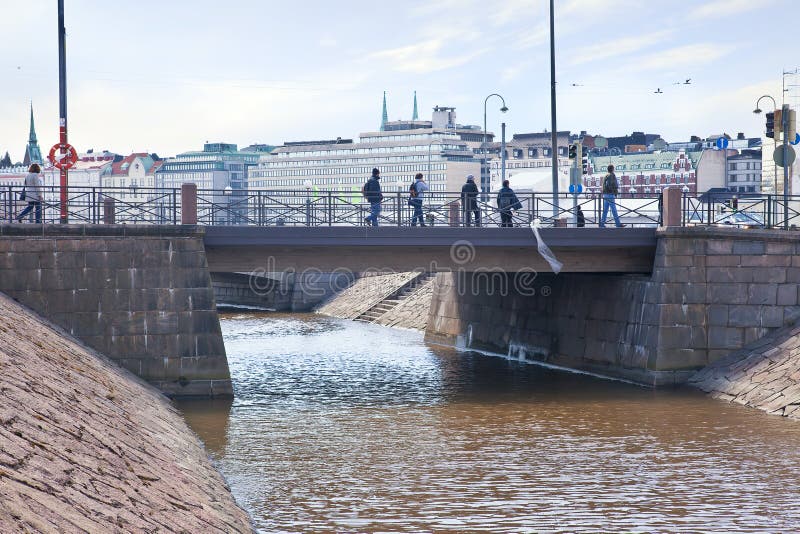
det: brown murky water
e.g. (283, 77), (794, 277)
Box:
(177, 312), (800, 533)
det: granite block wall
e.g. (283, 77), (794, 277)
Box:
(425, 226), (800, 386)
(0, 225), (231, 397)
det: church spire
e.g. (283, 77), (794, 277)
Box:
(28, 103), (38, 144)
(412, 91), (418, 121)
(23, 103), (43, 166)
(380, 91), (388, 131)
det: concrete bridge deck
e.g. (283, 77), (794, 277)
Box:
(203, 226), (658, 273)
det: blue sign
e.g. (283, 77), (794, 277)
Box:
(716, 137), (729, 149)
(568, 184), (583, 194)
(792, 133), (800, 146)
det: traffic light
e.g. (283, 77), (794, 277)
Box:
(568, 144), (577, 159)
(765, 111), (775, 139)
(581, 152), (589, 175)
(789, 109), (797, 142)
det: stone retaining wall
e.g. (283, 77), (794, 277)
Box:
(0, 224), (230, 397)
(425, 226), (800, 386)
(0, 292), (253, 532)
(689, 322), (800, 420)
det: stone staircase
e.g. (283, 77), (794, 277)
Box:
(354, 272), (433, 323)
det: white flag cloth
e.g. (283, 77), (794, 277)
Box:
(530, 220), (563, 274)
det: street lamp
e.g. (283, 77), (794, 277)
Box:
(483, 93), (508, 192)
(428, 139), (442, 178)
(754, 94), (785, 227)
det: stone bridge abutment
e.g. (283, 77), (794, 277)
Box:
(425, 226), (800, 385)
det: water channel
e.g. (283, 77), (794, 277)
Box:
(177, 312), (800, 533)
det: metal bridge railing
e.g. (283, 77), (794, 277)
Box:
(2, 185), (799, 229)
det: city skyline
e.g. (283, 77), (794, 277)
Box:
(0, 0), (796, 160)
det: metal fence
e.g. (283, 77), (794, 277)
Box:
(3, 185), (799, 229)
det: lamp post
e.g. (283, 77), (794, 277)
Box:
(549, 0), (559, 218)
(753, 95), (783, 226)
(428, 139), (442, 178)
(483, 94), (508, 193)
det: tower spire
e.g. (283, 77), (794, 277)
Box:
(28, 103), (38, 144)
(380, 91), (388, 131)
(23, 103), (43, 166)
(412, 91), (419, 121)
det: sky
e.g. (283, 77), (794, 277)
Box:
(0, 0), (797, 161)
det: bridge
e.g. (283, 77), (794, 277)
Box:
(2, 185), (799, 394)
(203, 226), (657, 273)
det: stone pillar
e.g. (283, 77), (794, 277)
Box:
(662, 186), (682, 227)
(181, 183), (197, 225)
(103, 197), (115, 224)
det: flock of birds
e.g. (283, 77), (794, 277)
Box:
(654, 79), (692, 93)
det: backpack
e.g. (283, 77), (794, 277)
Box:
(603, 174), (617, 194)
(409, 182), (418, 197)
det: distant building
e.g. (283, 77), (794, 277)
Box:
(22, 105), (43, 167)
(155, 143), (260, 224)
(483, 131), (572, 191)
(727, 150), (762, 193)
(588, 150), (698, 195)
(155, 143), (259, 191)
(249, 105), (486, 197)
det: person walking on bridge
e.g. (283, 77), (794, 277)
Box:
(409, 173), (429, 226)
(599, 164), (624, 228)
(363, 168), (383, 226)
(461, 174), (480, 227)
(16, 163), (43, 224)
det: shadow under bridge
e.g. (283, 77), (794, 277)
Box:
(203, 227), (657, 274)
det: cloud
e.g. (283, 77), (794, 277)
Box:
(570, 30), (674, 65)
(367, 40), (486, 74)
(689, 0), (771, 19)
(628, 43), (733, 72)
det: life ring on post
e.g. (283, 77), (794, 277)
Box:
(48, 143), (78, 170)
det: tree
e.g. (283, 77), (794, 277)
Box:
(0, 151), (11, 168)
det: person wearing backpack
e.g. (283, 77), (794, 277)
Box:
(409, 173), (429, 226)
(461, 174), (480, 227)
(600, 164), (624, 228)
(496, 179), (521, 227)
(363, 168), (384, 226)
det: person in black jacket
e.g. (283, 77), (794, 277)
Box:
(362, 168), (383, 226)
(461, 174), (480, 227)
(496, 179), (522, 227)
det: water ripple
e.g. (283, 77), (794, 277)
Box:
(177, 313), (800, 533)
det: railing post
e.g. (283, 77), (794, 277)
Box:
(103, 197), (116, 224)
(767, 195), (772, 228)
(396, 191), (401, 227)
(6, 186), (12, 223)
(181, 183), (197, 225)
(661, 186), (682, 227)
(529, 192), (535, 224)
(328, 191), (333, 226)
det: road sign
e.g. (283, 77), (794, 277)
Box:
(568, 183), (583, 194)
(792, 132), (800, 146)
(715, 137), (729, 149)
(48, 143), (78, 170)
(774, 145), (797, 168)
